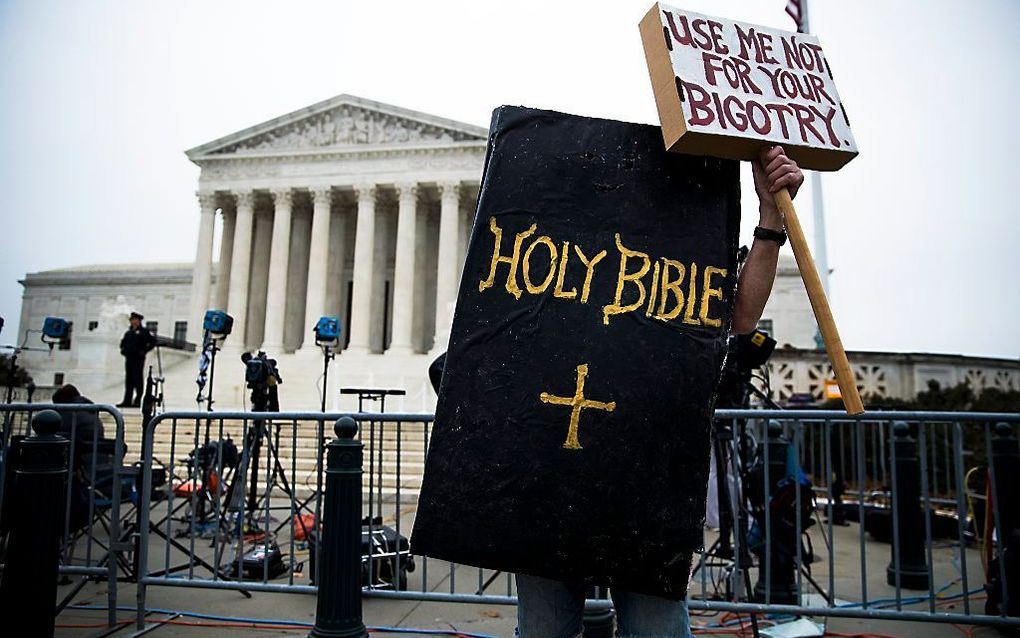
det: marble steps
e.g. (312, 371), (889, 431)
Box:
(116, 414), (428, 501)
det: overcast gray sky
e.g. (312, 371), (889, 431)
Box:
(1, 0), (1017, 358)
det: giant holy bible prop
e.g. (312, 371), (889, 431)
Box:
(410, 106), (740, 598)
(640, 3), (864, 414)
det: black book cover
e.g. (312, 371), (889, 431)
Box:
(410, 106), (741, 599)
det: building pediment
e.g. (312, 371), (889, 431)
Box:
(187, 94), (488, 160)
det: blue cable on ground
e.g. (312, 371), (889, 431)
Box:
(690, 581), (986, 630)
(67, 604), (502, 638)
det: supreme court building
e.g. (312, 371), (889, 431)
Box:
(19, 94), (1015, 410)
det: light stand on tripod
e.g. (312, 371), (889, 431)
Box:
(1, 318), (70, 471)
(190, 311), (234, 530)
(196, 310), (234, 419)
(286, 317), (342, 547)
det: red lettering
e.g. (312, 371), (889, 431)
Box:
(792, 73), (815, 101)
(757, 33), (778, 64)
(712, 91), (728, 129)
(781, 36), (802, 70)
(780, 72), (798, 97)
(735, 24), (757, 61)
(765, 104), (794, 139)
(683, 82), (716, 126)
(758, 65), (784, 98)
(707, 20), (729, 54)
(791, 103), (825, 144)
(807, 73), (835, 105)
(759, 65), (826, 103)
(797, 42), (818, 71)
(682, 82), (832, 146)
(747, 101), (771, 135)
(691, 19), (715, 51)
(804, 43), (826, 71)
(722, 96), (748, 131)
(723, 59), (741, 89)
(810, 105), (840, 146)
(663, 11), (695, 48)
(733, 58), (762, 95)
(702, 52), (724, 87)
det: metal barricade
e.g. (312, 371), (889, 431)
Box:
(134, 410), (434, 630)
(133, 409), (1020, 631)
(0, 402), (126, 628)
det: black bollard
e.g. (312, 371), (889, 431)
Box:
(753, 420), (799, 605)
(582, 587), (615, 638)
(0, 410), (69, 638)
(886, 421), (930, 590)
(990, 423), (1020, 552)
(986, 422), (1020, 618)
(310, 416), (368, 638)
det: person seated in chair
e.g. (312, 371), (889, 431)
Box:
(52, 383), (105, 444)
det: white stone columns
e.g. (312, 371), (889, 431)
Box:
(433, 181), (461, 352)
(389, 182), (418, 355)
(226, 191), (255, 350)
(347, 184), (377, 353)
(187, 191), (217, 344)
(261, 188), (292, 351)
(214, 208), (236, 310)
(301, 187), (333, 349)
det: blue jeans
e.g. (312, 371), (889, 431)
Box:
(516, 574), (693, 638)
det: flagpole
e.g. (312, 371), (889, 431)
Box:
(798, 0), (832, 352)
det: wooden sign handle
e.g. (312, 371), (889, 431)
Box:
(772, 187), (865, 416)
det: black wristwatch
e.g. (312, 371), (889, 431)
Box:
(753, 225), (787, 246)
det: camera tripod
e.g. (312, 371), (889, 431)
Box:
(697, 368), (831, 618)
(110, 369), (252, 594)
(697, 417), (759, 603)
(286, 343), (335, 540)
(224, 380), (314, 542)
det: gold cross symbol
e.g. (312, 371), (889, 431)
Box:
(539, 363), (616, 450)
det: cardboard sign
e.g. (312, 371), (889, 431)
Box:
(640, 3), (858, 171)
(410, 106), (741, 599)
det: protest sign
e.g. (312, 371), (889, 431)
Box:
(640, 4), (865, 414)
(639, 3), (858, 171)
(410, 106), (741, 598)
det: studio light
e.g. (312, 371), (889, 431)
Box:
(313, 316), (341, 350)
(312, 316), (341, 414)
(41, 316), (72, 350)
(203, 310), (233, 342)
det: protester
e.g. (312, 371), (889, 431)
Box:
(513, 145), (804, 638)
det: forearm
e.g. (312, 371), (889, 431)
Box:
(731, 206), (782, 334)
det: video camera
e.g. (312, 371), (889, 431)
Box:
(241, 351), (282, 389)
(186, 438), (240, 474)
(716, 329), (776, 409)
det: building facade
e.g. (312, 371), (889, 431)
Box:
(17, 94), (1015, 409)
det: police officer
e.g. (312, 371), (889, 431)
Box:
(118, 311), (156, 408)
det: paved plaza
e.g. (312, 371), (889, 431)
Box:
(53, 507), (1008, 637)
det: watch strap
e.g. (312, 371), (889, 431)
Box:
(753, 225), (787, 246)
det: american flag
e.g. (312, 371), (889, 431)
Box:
(786, 0), (806, 32)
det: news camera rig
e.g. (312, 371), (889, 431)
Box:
(699, 327), (828, 607)
(2, 316), (72, 406)
(224, 350), (296, 533)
